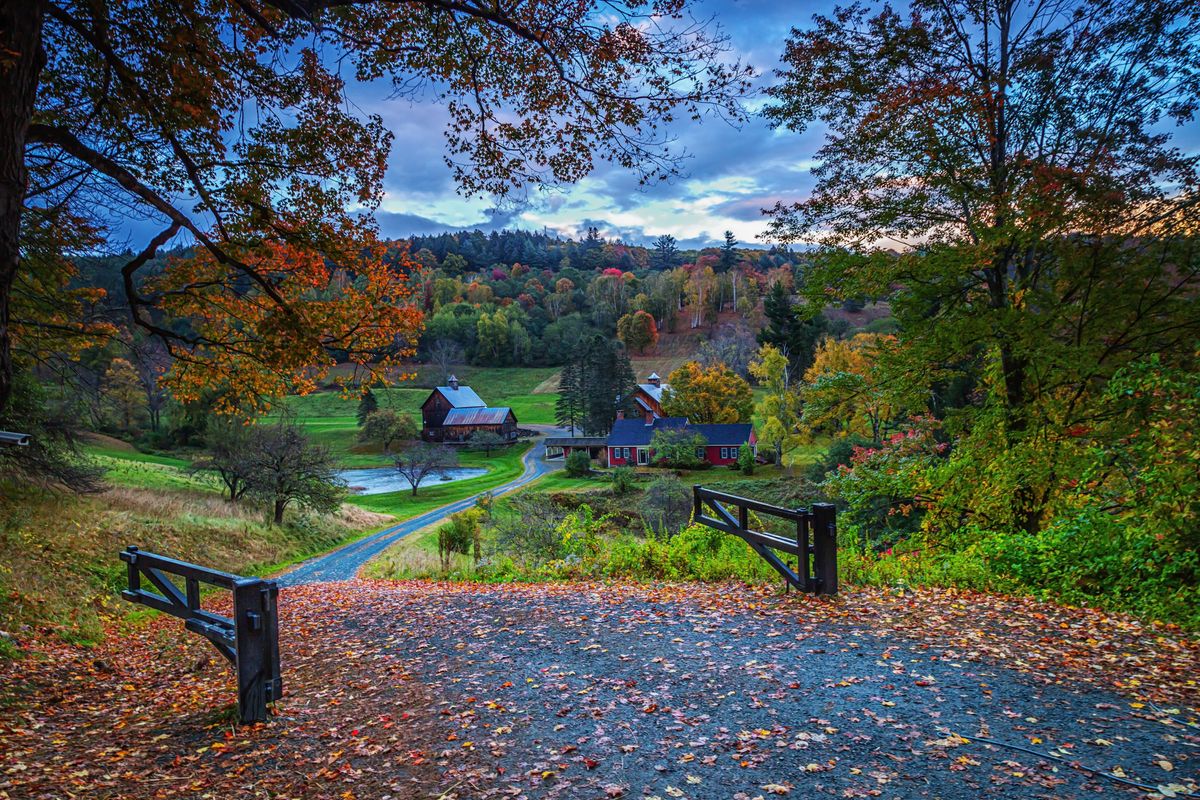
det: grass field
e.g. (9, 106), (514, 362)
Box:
(279, 366), (561, 466)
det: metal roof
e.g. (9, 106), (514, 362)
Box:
(635, 383), (668, 404)
(433, 385), (486, 408)
(442, 406), (515, 426)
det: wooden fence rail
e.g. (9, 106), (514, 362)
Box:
(693, 486), (837, 595)
(119, 546), (281, 723)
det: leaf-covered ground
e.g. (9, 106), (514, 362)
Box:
(1, 581), (1197, 799)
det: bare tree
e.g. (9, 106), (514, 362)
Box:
(193, 420), (254, 502)
(392, 442), (458, 496)
(243, 424), (345, 524)
(428, 339), (465, 382)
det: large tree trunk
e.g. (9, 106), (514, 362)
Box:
(273, 499), (286, 525)
(0, 0), (47, 415)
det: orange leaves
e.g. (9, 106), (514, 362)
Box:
(154, 239), (422, 415)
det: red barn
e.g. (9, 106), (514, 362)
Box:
(420, 375), (518, 442)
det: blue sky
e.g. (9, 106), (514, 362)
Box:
(366, 0), (821, 249)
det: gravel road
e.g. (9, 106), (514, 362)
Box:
(275, 429), (565, 586)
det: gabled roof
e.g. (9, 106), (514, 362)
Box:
(688, 423), (755, 445)
(606, 418), (753, 448)
(544, 437), (608, 447)
(607, 417), (687, 447)
(443, 406), (514, 426)
(635, 383), (668, 404)
(430, 385), (485, 408)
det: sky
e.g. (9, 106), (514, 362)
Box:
(365, 0), (823, 250)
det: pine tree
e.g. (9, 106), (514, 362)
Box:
(356, 388), (379, 427)
(757, 282), (827, 379)
(579, 335), (637, 435)
(555, 361), (584, 434)
(719, 230), (737, 272)
(652, 234), (678, 270)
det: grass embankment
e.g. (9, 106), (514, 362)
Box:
(0, 481), (390, 655)
(282, 366), (560, 466)
(346, 441), (533, 519)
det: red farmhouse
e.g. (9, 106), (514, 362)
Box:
(606, 417), (756, 467)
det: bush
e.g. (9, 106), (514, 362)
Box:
(564, 450), (591, 477)
(640, 475), (692, 536)
(737, 444), (755, 475)
(610, 466), (636, 495)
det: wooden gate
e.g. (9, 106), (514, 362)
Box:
(120, 546), (282, 723)
(693, 486), (838, 594)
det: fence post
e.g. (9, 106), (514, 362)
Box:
(811, 503), (838, 595)
(233, 579), (276, 723)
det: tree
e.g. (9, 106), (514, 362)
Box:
(616, 310), (658, 354)
(652, 235), (679, 270)
(428, 339), (465, 380)
(765, 0), (1200, 533)
(195, 421), (254, 503)
(244, 424), (345, 524)
(437, 508), (483, 571)
(103, 357), (143, 434)
(1, 0), (751, 415)
(555, 361), (584, 435)
(640, 475), (693, 534)
(578, 335), (638, 435)
(650, 428), (708, 468)
(756, 282), (827, 379)
(392, 442), (458, 496)
(661, 361), (753, 424)
(469, 430), (506, 456)
(749, 343), (802, 468)
(358, 408), (417, 453)
(736, 443), (755, 475)
(356, 388), (379, 427)
(719, 231), (738, 272)
(802, 334), (898, 444)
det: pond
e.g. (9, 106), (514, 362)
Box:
(336, 466), (488, 495)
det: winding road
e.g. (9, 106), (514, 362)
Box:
(275, 427), (565, 586)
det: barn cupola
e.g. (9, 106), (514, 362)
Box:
(448, 374), (459, 390)
(647, 372), (661, 387)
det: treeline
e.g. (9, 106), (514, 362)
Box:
(410, 229), (808, 367)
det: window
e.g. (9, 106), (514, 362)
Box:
(695, 447), (706, 460)
(719, 447), (729, 460)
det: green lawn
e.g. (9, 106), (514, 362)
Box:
(347, 441), (533, 518)
(89, 450), (219, 493)
(279, 367), (561, 467)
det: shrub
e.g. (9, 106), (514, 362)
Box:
(564, 450), (591, 477)
(737, 444), (755, 475)
(640, 475), (692, 536)
(610, 466), (636, 495)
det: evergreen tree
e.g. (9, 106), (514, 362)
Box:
(578, 335), (637, 435)
(652, 234), (679, 270)
(719, 230), (738, 272)
(555, 361), (584, 434)
(356, 387), (378, 427)
(756, 282), (827, 379)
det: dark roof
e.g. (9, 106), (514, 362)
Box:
(429, 385), (486, 408)
(443, 407), (515, 426)
(544, 437), (608, 447)
(606, 417), (687, 446)
(606, 418), (753, 447)
(688, 423), (755, 445)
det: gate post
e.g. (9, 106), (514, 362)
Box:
(233, 579), (280, 723)
(811, 503), (838, 596)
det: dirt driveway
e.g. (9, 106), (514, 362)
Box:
(2, 581), (1197, 799)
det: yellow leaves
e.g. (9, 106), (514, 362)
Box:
(761, 782), (792, 794)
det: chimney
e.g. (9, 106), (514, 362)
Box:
(448, 374), (459, 390)
(616, 410), (625, 421)
(647, 372), (661, 387)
